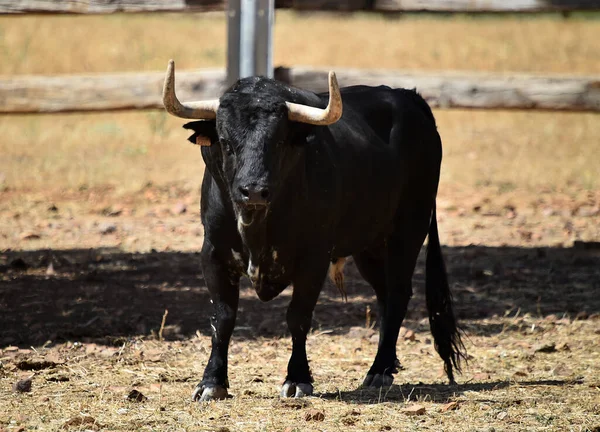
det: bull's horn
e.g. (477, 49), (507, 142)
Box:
(162, 60), (219, 119)
(286, 71), (342, 126)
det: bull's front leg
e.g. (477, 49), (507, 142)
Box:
(281, 256), (329, 398)
(192, 239), (240, 402)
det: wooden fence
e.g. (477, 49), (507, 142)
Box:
(2, 68), (599, 114)
(1, 0), (599, 113)
(2, 0), (600, 14)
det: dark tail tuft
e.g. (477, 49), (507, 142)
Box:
(426, 202), (466, 383)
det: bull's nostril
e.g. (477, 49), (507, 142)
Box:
(239, 186), (250, 198)
(238, 184), (269, 204)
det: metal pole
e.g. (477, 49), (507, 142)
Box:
(255, 0), (274, 79)
(226, 0), (241, 87)
(227, 0), (274, 86)
(239, 0), (257, 79)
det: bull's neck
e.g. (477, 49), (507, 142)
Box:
(237, 188), (300, 264)
(234, 157), (307, 262)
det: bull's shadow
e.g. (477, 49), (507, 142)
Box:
(0, 244), (598, 347)
(318, 378), (583, 404)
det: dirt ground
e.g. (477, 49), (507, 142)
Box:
(1, 10), (599, 432)
(1, 184), (599, 431)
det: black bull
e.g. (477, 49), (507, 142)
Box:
(162, 62), (466, 401)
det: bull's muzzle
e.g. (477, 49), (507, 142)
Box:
(237, 184), (270, 207)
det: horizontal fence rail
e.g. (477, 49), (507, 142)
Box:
(288, 68), (600, 112)
(0, 0), (222, 14)
(2, 0), (600, 14)
(1, 67), (598, 114)
(0, 69), (226, 113)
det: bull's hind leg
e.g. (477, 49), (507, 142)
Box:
(281, 256), (330, 398)
(360, 206), (432, 388)
(353, 250), (389, 354)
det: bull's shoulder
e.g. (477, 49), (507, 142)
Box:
(340, 85), (435, 127)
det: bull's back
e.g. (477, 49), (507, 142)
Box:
(339, 85), (440, 156)
(314, 86), (442, 256)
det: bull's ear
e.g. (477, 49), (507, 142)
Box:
(183, 121), (217, 147)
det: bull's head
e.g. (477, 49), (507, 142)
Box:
(162, 60), (342, 213)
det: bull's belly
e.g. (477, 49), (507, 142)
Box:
(331, 223), (390, 259)
(330, 197), (397, 257)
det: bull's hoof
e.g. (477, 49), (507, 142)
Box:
(362, 373), (394, 388)
(280, 380), (313, 398)
(192, 384), (228, 402)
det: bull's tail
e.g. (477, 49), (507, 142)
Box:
(426, 202), (466, 384)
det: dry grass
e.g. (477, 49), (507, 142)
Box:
(0, 111), (200, 193)
(1, 182), (599, 430)
(438, 110), (600, 191)
(1, 109), (598, 192)
(1, 316), (599, 431)
(0, 13), (599, 192)
(1, 13), (599, 75)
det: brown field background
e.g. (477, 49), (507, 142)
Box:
(1, 12), (600, 432)
(0, 12), (599, 192)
